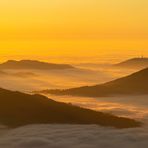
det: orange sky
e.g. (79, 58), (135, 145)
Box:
(0, 0), (147, 61)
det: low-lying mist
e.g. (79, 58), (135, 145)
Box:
(44, 94), (148, 122)
(0, 64), (145, 121)
(0, 63), (148, 147)
(0, 63), (138, 92)
(0, 124), (147, 148)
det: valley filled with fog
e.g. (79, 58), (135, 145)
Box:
(0, 63), (136, 92)
(0, 62), (147, 120)
(0, 60), (148, 148)
(0, 124), (148, 148)
(0, 0), (147, 147)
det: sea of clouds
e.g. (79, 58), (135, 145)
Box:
(0, 124), (148, 148)
(1, 95), (148, 148)
(0, 63), (146, 148)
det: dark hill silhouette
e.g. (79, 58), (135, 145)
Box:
(0, 88), (140, 128)
(0, 60), (74, 70)
(114, 57), (148, 69)
(43, 67), (148, 97)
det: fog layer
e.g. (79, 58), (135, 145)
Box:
(0, 124), (148, 148)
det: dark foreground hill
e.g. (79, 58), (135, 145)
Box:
(43, 67), (148, 97)
(114, 57), (148, 69)
(0, 60), (74, 70)
(0, 88), (140, 128)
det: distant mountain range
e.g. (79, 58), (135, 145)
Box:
(0, 60), (74, 70)
(43, 67), (148, 97)
(0, 88), (140, 128)
(114, 57), (148, 69)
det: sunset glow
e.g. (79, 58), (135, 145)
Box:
(0, 1), (148, 147)
(0, 0), (147, 61)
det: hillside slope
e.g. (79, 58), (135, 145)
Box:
(44, 68), (148, 97)
(0, 60), (74, 70)
(114, 58), (148, 69)
(0, 88), (140, 128)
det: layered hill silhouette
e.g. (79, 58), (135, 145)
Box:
(0, 88), (140, 128)
(43, 67), (148, 97)
(114, 57), (148, 69)
(0, 60), (74, 70)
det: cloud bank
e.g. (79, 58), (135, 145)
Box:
(0, 124), (148, 148)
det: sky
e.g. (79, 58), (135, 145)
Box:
(0, 0), (148, 62)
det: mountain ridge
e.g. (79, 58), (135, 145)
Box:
(42, 67), (148, 97)
(0, 87), (140, 128)
(114, 57), (148, 69)
(0, 60), (75, 70)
